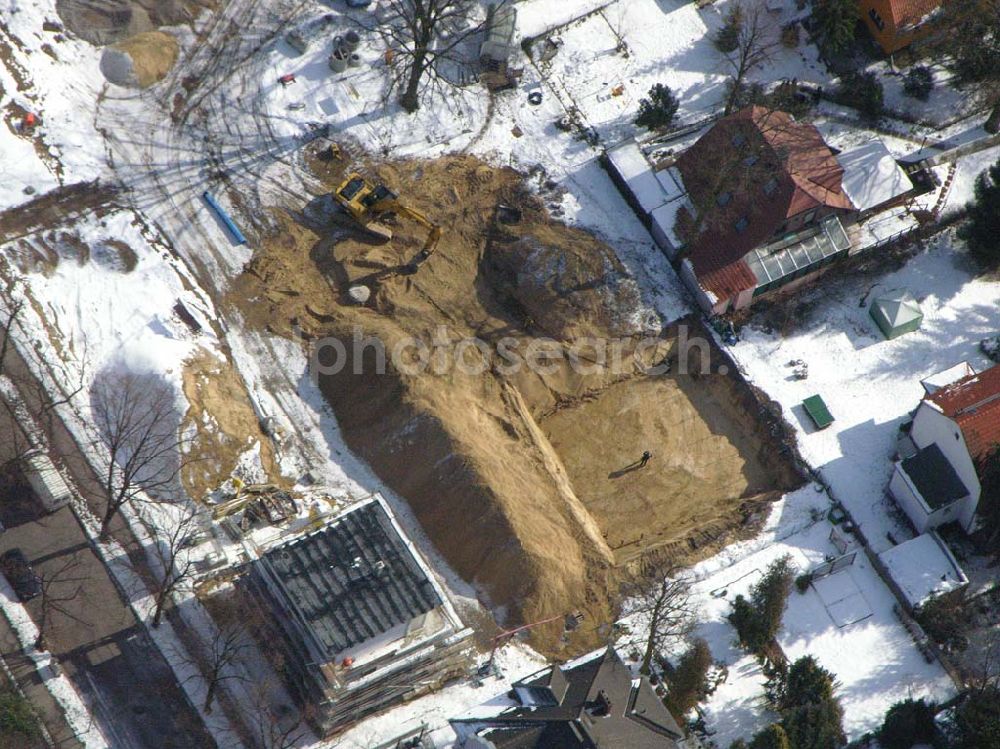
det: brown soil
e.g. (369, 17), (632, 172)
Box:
(180, 349), (281, 502)
(228, 150), (802, 654)
(111, 30), (179, 88)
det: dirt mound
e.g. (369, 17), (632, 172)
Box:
(229, 151), (802, 653)
(102, 31), (178, 88)
(484, 223), (642, 341)
(180, 350), (281, 501)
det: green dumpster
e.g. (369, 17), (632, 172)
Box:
(803, 395), (834, 430)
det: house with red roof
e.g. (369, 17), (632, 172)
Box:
(605, 106), (917, 315)
(890, 362), (1000, 534)
(859, 0), (944, 54)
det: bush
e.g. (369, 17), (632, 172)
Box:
(781, 22), (800, 49)
(665, 638), (713, 721)
(840, 71), (883, 122)
(795, 573), (812, 593)
(729, 556), (795, 654)
(879, 698), (937, 749)
(915, 593), (969, 651)
(634, 83), (680, 130)
(715, 5), (744, 53)
(750, 724), (791, 749)
(903, 65), (934, 101)
(0, 689), (41, 741)
(958, 160), (1000, 267)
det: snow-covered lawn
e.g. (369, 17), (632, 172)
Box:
(727, 230), (1000, 553)
(689, 493), (955, 746)
(535, 0), (833, 143)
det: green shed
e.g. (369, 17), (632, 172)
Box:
(870, 290), (923, 340)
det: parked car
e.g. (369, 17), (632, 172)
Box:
(0, 549), (41, 601)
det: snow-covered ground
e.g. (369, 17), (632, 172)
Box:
(728, 229), (1000, 552)
(691, 512), (956, 746)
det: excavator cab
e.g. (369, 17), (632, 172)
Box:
(332, 171), (441, 257)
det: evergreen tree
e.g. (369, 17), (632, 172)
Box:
(879, 698), (937, 749)
(958, 160), (1000, 266)
(715, 5), (745, 52)
(903, 65), (934, 101)
(729, 556), (794, 653)
(840, 71), (883, 122)
(750, 724), (792, 749)
(811, 0), (857, 54)
(665, 638), (714, 721)
(778, 657), (846, 749)
(977, 445), (1000, 554)
(635, 83), (680, 131)
(782, 700), (846, 749)
(780, 656), (837, 711)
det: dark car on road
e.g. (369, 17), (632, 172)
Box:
(1, 548), (41, 601)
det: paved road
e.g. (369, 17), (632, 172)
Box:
(0, 356), (216, 748)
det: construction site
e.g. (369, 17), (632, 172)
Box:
(229, 143), (803, 653)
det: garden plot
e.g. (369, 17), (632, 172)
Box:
(725, 230), (1000, 552)
(690, 518), (955, 746)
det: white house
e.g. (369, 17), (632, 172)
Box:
(890, 362), (1000, 534)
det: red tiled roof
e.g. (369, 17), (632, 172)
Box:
(925, 364), (1000, 461)
(674, 107), (854, 301)
(887, 0), (942, 27)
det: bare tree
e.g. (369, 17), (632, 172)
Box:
(34, 554), (89, 652)
(138, 503), (202, 628)
(0, 289), (25, 379)
(198, 622), (254, 714)
(720, 0), (778, 115)
(91, 371), (184, 540)
(247, 682), (310, 749)
(373, 0), (494, 112)
(623, 563), (697, 675)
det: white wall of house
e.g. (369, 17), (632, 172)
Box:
(889, 465), (932, 534)
(889, 462), (969, 532)
(680, 258), (721, 314)
(910, 402), (982, 531)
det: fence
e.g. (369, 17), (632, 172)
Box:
(810, 551), (858, 581)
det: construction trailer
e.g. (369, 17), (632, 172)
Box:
(243, 496), (472, 736)
(23, 449), (71, 513)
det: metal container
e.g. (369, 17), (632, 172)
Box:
(329, 49), (349, 73)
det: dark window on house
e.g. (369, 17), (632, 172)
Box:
(716, 191), (733, 206)
(731, 132), (747, 147)
(869, 8), (885, 30)
(802, 210), (817, 225)
(734, 216), (749, 232)
(744, 153), (759, 167)
(764, 177), (778, 196)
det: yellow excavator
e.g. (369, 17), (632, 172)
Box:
(332, 172), (443, 259)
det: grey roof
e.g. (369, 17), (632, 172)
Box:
(458, 648), (683, 749)
(902, 443), (969, 510)
(872, 290), (922, 329)
(254, 501), (441, 658)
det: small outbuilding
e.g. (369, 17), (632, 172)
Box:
(870, 290), (923, 340)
